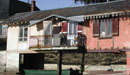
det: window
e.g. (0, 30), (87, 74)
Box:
(19, 26), (28, 41)
(100, 19), (112, 37)
(0, 25), (8, 38)
(0, 25), (2, 35)
(93, 18), (119, 38)
(68, 21), (78, 35)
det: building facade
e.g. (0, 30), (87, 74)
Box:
(1, 0), (130, 74)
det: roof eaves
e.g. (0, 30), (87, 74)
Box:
(28, 14), (81, 27)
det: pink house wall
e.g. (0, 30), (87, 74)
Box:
(83, 17), (130, 50)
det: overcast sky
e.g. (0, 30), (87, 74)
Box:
(19, 0), (84, 10)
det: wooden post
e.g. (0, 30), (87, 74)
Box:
(81, 52), (85, 75)
(57, 52), (62, 75)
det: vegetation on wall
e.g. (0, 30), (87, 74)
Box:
(44, 53), (126, 65)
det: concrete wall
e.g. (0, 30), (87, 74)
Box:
(7, 25), (28, 51)
(29, 21), (52, 48)
(29, 21), (52, 36)
(6, 25), (28, 72)
(0, 51), (6, 72)
(7, 26), (19, 50)
(30, 22), (44, 36)
(18, 42), (28, 50)
(6, 52), (19, 72)
(83, 17), (130, 50)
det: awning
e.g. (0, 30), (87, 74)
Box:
(84, 11), (130, 19)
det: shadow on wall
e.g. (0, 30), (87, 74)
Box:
(0, 38), (6, 50)
(19, 53), (45, 72)
(78, 33), (87, 50)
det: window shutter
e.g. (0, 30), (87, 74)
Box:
(93, 20), (100, 36)
(83, 20), (89, 27)
(53, 26), (61, 34)
(112, 18), (119, 35)
(78, 25), (82, 34)
(62, 22), (68, 32)
(78, 25), (82, 31)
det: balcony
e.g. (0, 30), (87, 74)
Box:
(29, 34), (85, 50)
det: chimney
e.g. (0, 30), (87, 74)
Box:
(31, 0), (35, 11)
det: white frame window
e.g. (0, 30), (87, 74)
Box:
(100, 19), (112, 37)
(68, 21), (78, 35)
(19, 26), (28, 42)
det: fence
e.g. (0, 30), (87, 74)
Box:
(29, 34), (86, 48)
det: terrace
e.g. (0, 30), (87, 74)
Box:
(29, 34), (86, 50)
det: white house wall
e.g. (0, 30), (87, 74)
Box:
(29, 21), (52, 36)
(7, 26), (28, 51)
(29, 21), (52, 47)
(6, 53), (19, 72)
(17, 42), (28, 50)
(7, 26), (19, 50)
(30, 21), (44, 36)
(0, 51), (6, 72)
(43, 21), (52, 35)
(7, 21), (53, 50)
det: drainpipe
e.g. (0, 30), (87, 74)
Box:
(31, 0), (35, 11)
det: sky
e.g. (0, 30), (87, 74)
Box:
(19, 0), (84, 10)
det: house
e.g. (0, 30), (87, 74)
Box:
(0, 0), (40, 58)
(28, 15), (84, 50)
(0, 0), (39, 39)
(6, 14), (85, 51)
(0, 0), (39, 19)
(2, 14), (85, 72)
(1, 0), (130, 74)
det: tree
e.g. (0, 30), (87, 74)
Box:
(74, 0), (116, 4)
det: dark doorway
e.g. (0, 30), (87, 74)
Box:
(19, 53), (45, 71)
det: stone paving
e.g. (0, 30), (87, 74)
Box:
(83, 71), (126, 75)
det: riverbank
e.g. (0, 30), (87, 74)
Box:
(44, 64), (126, 71)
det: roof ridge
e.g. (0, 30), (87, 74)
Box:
(1, 0), (129, 24)
(11, 0), (125, 15)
